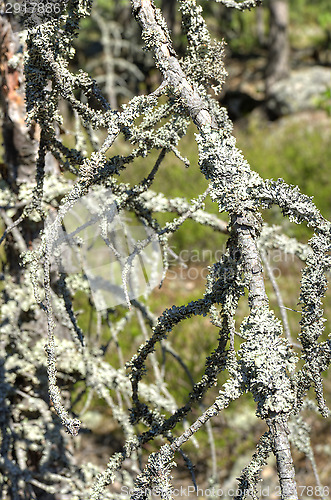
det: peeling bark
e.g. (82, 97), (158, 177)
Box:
(0, 15), (38, 188)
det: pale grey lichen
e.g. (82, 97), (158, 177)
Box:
(239, 309), (298, 418)
(130, 444), (175, 500)
(180, 0), (227, 95)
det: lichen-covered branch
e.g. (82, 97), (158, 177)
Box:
(212, 0), (263, 10)
(267, 415), (298, 500)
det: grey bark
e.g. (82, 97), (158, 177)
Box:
(267, 415), (299, 500)
(132, 0), (269, 311)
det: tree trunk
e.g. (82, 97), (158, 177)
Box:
(265, 0), (290, 96)
(0, 12), (59, 273)
(161, 0), (176, 33)
(256, 5), (266, 47)
(0, 17), (39, 189)
(0, 13), (40, 277)
(0, 13), (74, 499)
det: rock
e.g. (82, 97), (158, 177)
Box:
(221, 90), (263, 121)
(266, 66), (331, 118)
(290, 25), (325, 51)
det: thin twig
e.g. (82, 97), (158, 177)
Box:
(261, 250), (292, 341)
(0, 209), (27, 254)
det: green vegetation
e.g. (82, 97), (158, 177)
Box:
(236, 117), (331, 241)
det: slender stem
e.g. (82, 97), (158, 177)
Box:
(267, 415), (298, 500)
(170, 386), (240, 451)
(0, 210), (27, 254)
(261, 249), (291, 340)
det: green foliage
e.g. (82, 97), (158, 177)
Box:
(236, 117), (331, 240)
(226, 9), (259, 53)
(291, 0), (330, 23)
(318, 11), (331, 31)
(315, 88), (331, 116)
